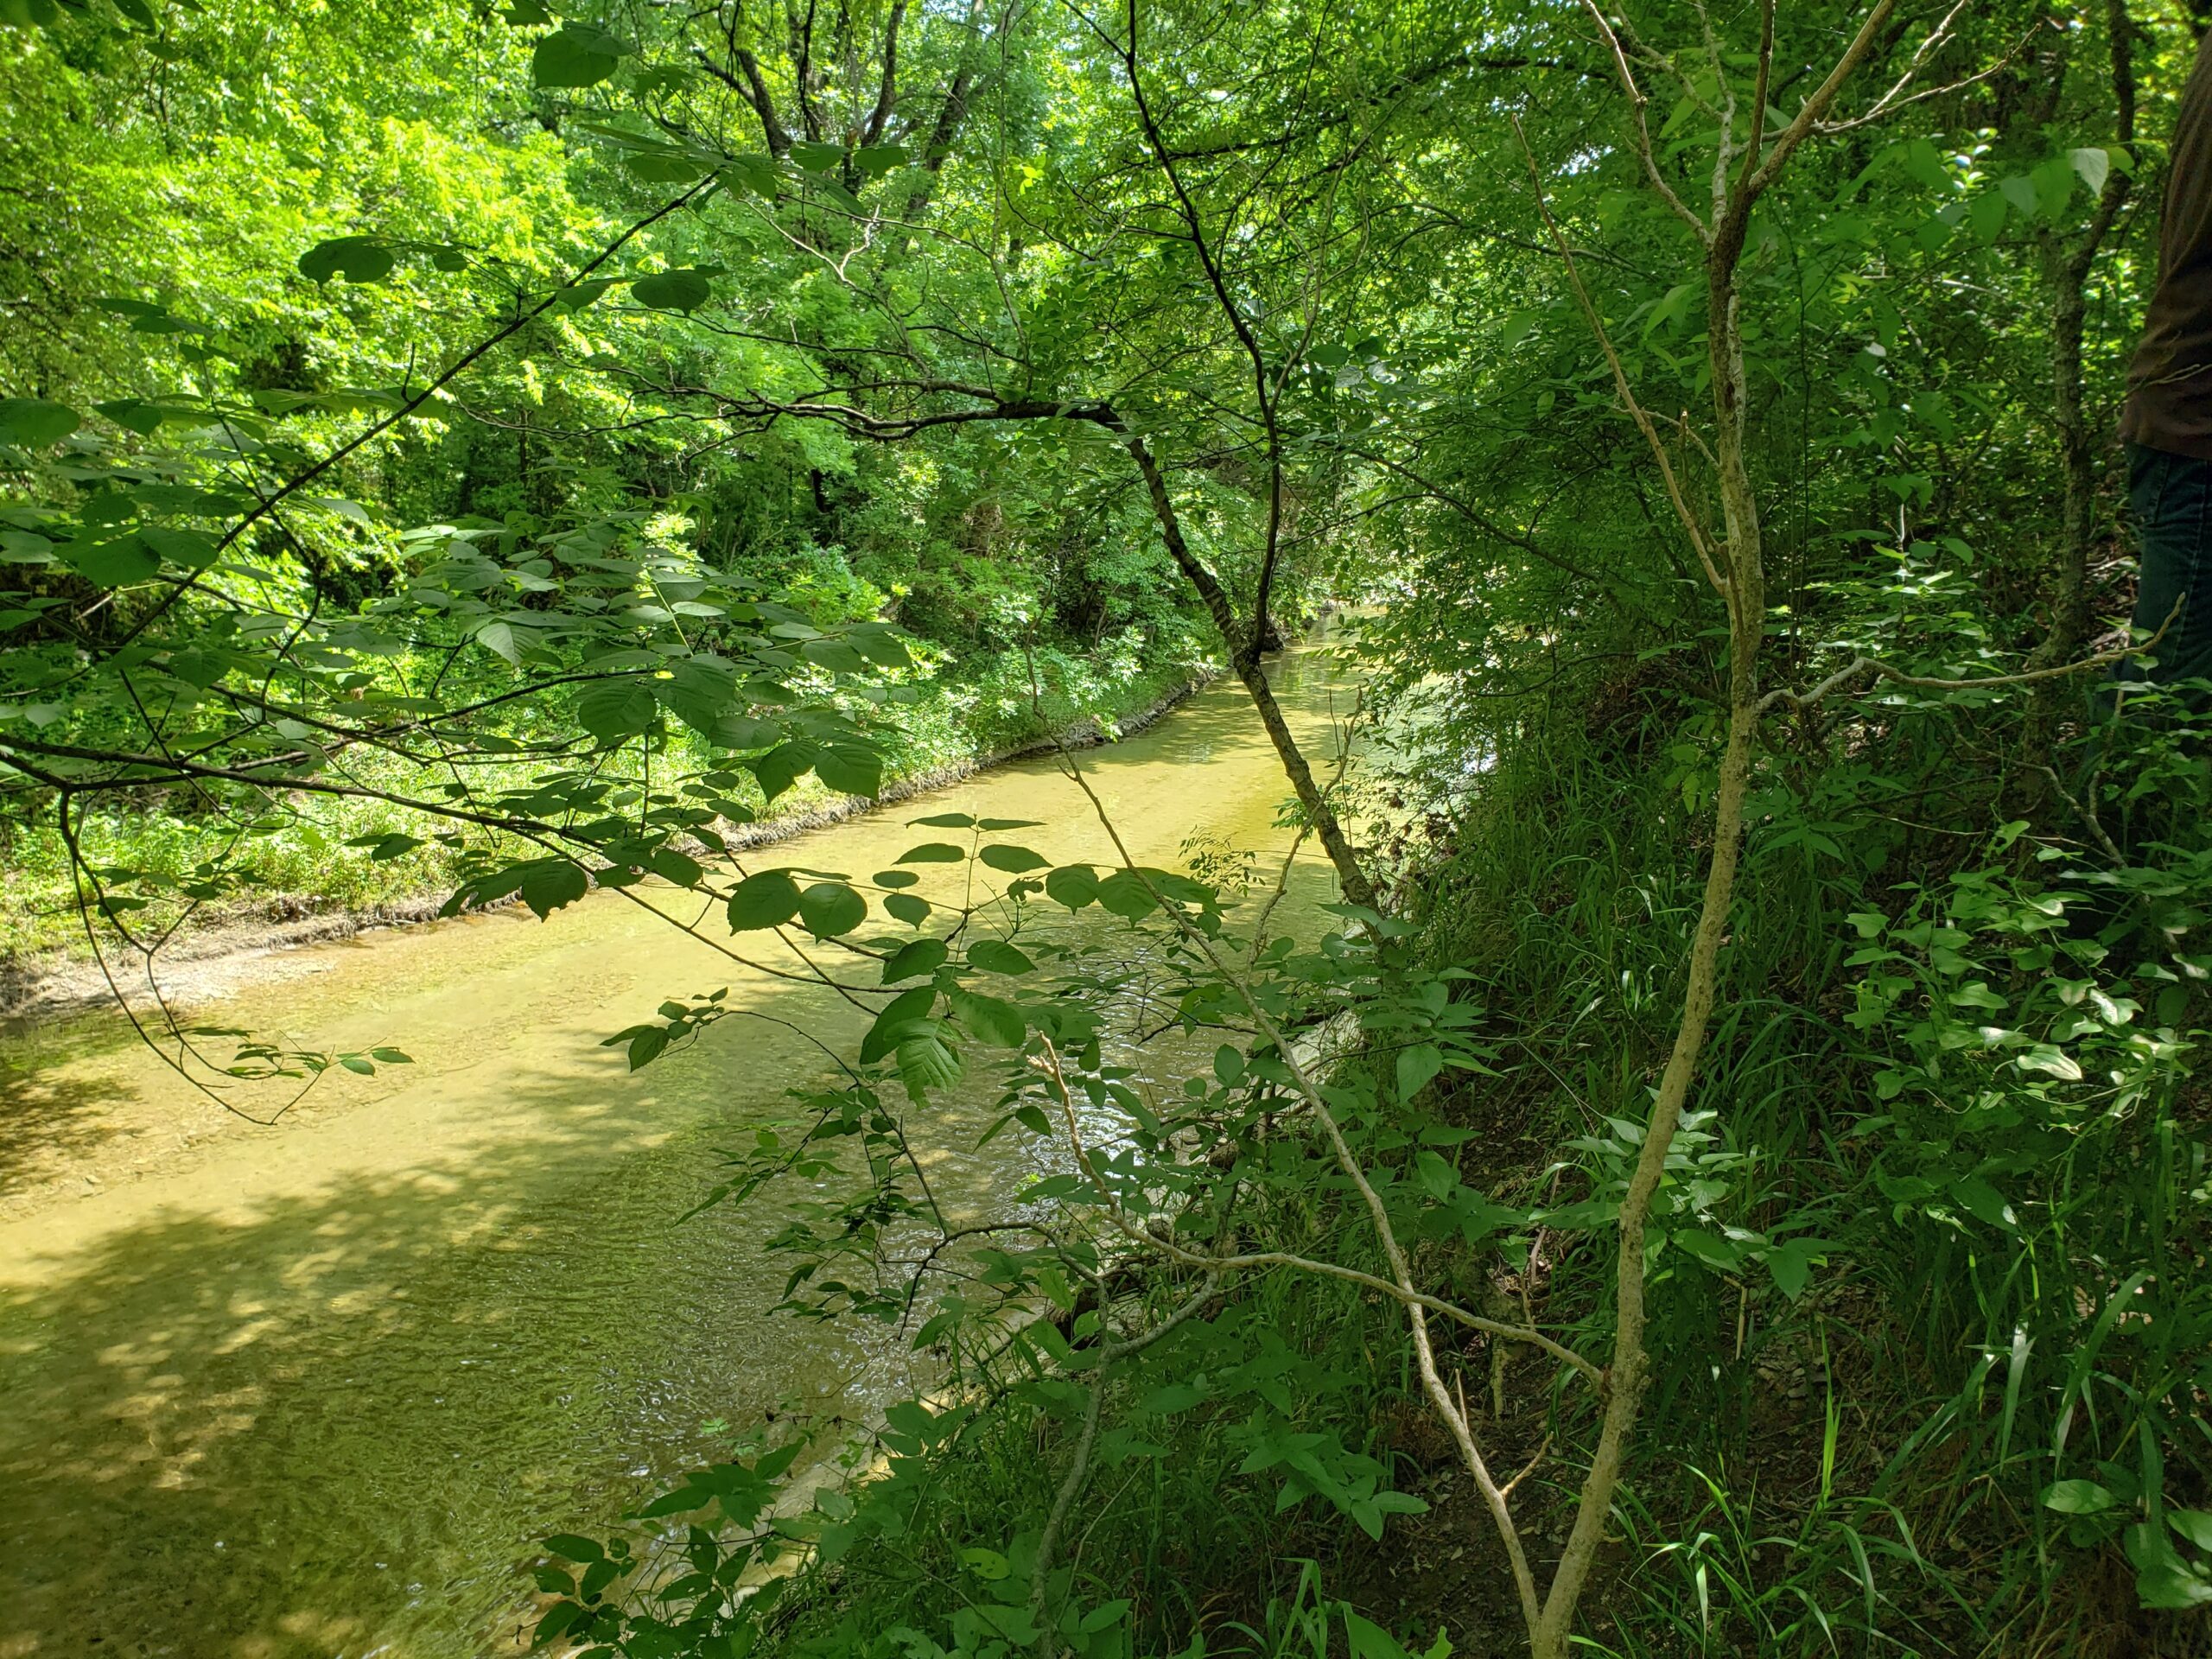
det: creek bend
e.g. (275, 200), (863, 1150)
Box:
(0, 649), (1348, 1659)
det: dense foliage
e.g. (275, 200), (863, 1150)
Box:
(3, 0), (2209, 1656)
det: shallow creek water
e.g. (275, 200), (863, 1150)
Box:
(0, 651), (1351, 1659)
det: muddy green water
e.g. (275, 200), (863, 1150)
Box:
(0, 652), (1350, 1659)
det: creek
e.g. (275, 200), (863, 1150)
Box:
(0, 649), (1350, 1659)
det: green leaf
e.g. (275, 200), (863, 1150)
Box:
(141, 526), (219, 569)
(1139, 1380), (1208, 1414)
(1672, 1229), (1747, 1271)
(67, 534), (160, 587)
(630, 269), (713, 312)
(966, 939), (1035, 976)
(655, 656), (737, 735)
(1096, 869), (1157, 919)
(0, 398), (80, 447)
(853, 143), (910, 179)
(298, 236), (396, 283)
(979, 843), (1048, 874)
(1046, 865), (1099, 911)
(1344, 1613), (1415, 1659)
(895, 1023), (963, 1096)
(789, 140), (843, 174)
(520, 861), (588, 918)
(884, 892), (931, 926)
(728, 869), (802, 931)
(950, 988), (1025, 1048)
(647, 847), (703, 887)
(556, 277), (617, 312)
(533, 22), (625, 88)
(882, 938), (949, 982)
(2170, 1510), (2212, 1551)
(543, 1534), (606, 1563)
(1414, 1149), (1457, 1200)
(897, 842), (966, 864)
(813, 742), (882, 798)
(797, 880), (867, 938)
(1763, 1237), (1825, 1301)
(750, 742), (813, 803)
(1396, 1042), (1444, 1102)
(1950, 1174), (2017, 1230)
(2042, 1479), (2117, 1515)
(576, 678), (657, 743)
(861, 986), (938, 1064)
(910, 811), (975, 828)
(2069, 146), (2111, 195)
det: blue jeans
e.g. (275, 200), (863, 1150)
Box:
(2125, 442), (2212, 690)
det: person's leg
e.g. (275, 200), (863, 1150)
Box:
(2126, 442), (2212, 690)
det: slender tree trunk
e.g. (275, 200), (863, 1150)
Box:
(1530, 247), (1765, 1658)
(2032, 0), (2137, 667)
(1118, 430), (1378, 909)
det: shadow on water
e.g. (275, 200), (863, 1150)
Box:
(0, 1051), (893, 1659)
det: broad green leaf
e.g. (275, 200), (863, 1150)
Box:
(895, 1024), (963, 1096)
(882, 938), (949, 982)
(141, 526), (219, 569)
(630, 269), (713, 312)
(728, 869), (802, 930)
(2170, 1510), (2212, 1551)
(1046, 864), (1099, 910)
(0, 398), (80, 447)
(576, 679), (657, 743)
(655, 656), (737, 735)
(1950, 1174), (2017, 1230)
(861, 986), (937, 1064)
(884, 892), (931, 926)
(978, 844), (1048, 874)
(1763, 1237), (1825, 1301)
(520, 860), (588, 918)
(910, 812), (975, 828)
(966, 939), (1034, 975)
(67, 534), (160, 586)
(897, 842), (965, 864)
(813, 743), (881, 798)
(533, 22), (624, 88)
(298, 236), (396, 283)
(2042, 1479), (2116, 1515)
(1396, 1042), (1443, 1102)
(1096, 869), (1156, 918)
(950, 988), (1024, 1048)
(750, 742), (813, 802)
(797, 880), (866, 938)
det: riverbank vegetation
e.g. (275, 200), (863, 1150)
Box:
(3, 0), (2207, 1656)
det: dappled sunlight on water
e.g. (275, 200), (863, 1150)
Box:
(0, 648), (1353, 1657)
